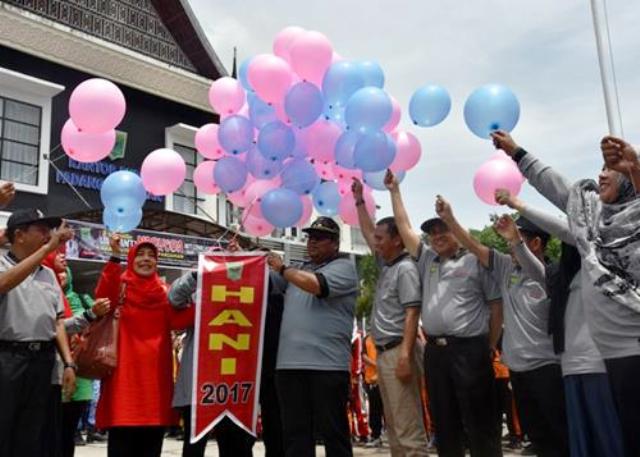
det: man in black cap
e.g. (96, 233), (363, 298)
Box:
(0, 209), (76, 457)
(384, 171), (504, 457)
(267, 216), (358, 457)
(436, 195), (569, 457)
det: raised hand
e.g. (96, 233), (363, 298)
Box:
(435, 195), (453, 222)
(351, 178), (364, 201)
(0, 182), (16, 208)
(601, 136), (640, 175)
(46, 221), (74, 253)
(267, 252), (284, 272)
(490, 130), (520, 156)
(109, 233), (122, 256)
(493, 215), (520, 244)
(494, 188), (524, 211)
(383, 169), (399, 192)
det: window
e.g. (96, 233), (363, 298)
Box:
(0, 67), (64, 194)
(171, 143), (204, 216)
(0, 97), (41, 185)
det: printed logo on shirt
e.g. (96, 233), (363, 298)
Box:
(525, 283), (547, 301)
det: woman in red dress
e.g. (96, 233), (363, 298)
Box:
(95, 234), (193, 457)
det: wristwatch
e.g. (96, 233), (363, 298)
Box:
(64, 362), (78, 372)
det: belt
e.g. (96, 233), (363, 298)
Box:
(375, 339), (403, 353)
(426, 334), (487, 347)
(0, 340), (55, 352)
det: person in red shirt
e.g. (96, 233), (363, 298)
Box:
(94, 234), (193, 457)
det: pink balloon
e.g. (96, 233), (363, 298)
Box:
(332, 164), (362, 182)
(226, 174), (256, 208)
(245, 179), (281, 210)
(331, 52), (345, 64)
(383, 96), (401, 132)
(242, 205), (274, 237)
(337, 179), (352, 197)
(195, 124), (224, 159)
(61, 118), (115, 163)
(289, 31), (333, 86)
(238, 102), (250, 118)
(272, 102), (291, 125)
(297, 195), (313, 227)
(389, 131), (422, 172)
(306, 120), (341, 162)
(473, 159), (523, 205)
(140, 148), (187, 196)
(314, 160), (336, 181)
(193, 161), (220, 195)
(208, 77), (246, 115)
(273, 26), (306, 62)
(339, 190), (376, 227)
(248, 54), (293, 105)
(488, 151), (512, 162)
(69, 78), (126, 133)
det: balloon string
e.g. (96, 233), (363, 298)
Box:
(47, 156), (93, 209)
(18, 144), (65, 181)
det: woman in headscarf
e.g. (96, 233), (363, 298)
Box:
(492, 131), (640, 456)
(94, 234), (194, 457)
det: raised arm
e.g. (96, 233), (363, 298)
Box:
(601, 135), (640, 193)
(493, 214), (546, 284)
(491, 131), (573, 212)
(94, 233), (123, 304)
(435, 195), (490, 267)
(168, 272), (197, 308)
(351, 178), (376, 253)
(384, 170), (421, 258)
(495, 189), (575, 246)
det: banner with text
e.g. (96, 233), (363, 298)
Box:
(192, 253), (268, 441)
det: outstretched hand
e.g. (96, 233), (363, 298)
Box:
(383, 169), (399, 192)
(0, 182), (16, 209)
(493, 215), (520, 244)
(351, 178), (364, 201)
(601, 136), (640, 176)
(435, 195), (453, 222)
(46, 221), (74, 254)
(494, 188), (524, 211)
(109, 233), (122, 256)
(490, 130), (520, 156)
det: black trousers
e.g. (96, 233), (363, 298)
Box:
(363, 383), (383, 439)
(181, 407), (255, 457)
(424, 338), (502, 457)
(0, 345), (55, 457)
(605, 355), (640, 457)
(107, 426), (165, 457)
(276, 370), (352, 457)
(62, 400), (89, 457)
(42, 384), (63, 457)
(495, 378), (520, 439)
(510, 364), (569, 457)
(260, 374), (285, 457)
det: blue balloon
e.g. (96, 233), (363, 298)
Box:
(322, 103), (346, 127)
(218, 115), (254, 155)
(334, 131), (361, 169)
(214, 156), (248, 193)
(463, 84), (520, 139)
(100, 170), (146, 207)
(354, 131), (396, 172)
(103, 206), (142, 233)
(409, 85), (451, 127)
(355, 60), (385, 88)
(261, 188), (303, 228)
(246, 145), (283, 180)
(322, 61), (365, 107)
(285, 82), (324, 128)
(238, 57), (253, 92)
(281, 159), (320, 195)
(290, 128), (308, 158)
(312, 181), (341, 216)
(257, 121), (295, 161)
(363, 169), (406, 191)
(248, 94), (278, 129)
(345, 87), (392, 132)
(105, 196), (141, 216)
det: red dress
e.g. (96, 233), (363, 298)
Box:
(95, 243), (193, 428)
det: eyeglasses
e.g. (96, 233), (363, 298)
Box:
(307, 233), (336, 242)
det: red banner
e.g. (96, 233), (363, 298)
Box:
(191, 253), (268, 441)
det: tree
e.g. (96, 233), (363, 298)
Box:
(355, 254), (378, 319)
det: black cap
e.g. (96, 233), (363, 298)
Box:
(302, 217), (341, 237)
(6, 209), (62, 230)
(516, 217), (550, 243)
(420, 217), (449, 234)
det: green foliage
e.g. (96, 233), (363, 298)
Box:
(355, 254), (379, 319)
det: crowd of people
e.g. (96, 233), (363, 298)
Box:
(0, 130), (639, 457)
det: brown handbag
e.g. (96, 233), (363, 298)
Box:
(72, 285), (125, 379)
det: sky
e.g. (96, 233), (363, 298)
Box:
(188, 0), (640, 230)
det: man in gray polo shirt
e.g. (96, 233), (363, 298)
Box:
(267, 216), (358, 457)
(352, 178), (428, 456)
(385, 171), (503, 457)
(437, 197), (569, 457)
(0, 209), (76, 457)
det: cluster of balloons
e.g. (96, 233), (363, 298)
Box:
(62, 79), (126, 163)
(192, 26), (424, 236)
(100, 170), (147, 232)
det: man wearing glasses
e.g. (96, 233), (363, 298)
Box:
(267, 217), (358, 457)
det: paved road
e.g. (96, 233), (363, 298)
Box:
(75, 438), (525, 456)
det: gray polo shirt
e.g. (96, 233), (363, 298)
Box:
(416, 244), (501, 337)
(275, 255), (358, 371)
(488, 249), (558, 372)
(371, 253), (421, 346)
(0, 254), (64, 341)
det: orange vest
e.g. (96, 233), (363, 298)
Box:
(363, 335), (378, 384)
